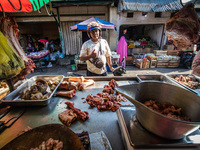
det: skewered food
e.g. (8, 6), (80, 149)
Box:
(144, 100), (190, 121)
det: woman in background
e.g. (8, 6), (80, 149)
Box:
(117, 36), (127, 68)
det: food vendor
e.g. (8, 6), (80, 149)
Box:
(80, 21), (113, 76)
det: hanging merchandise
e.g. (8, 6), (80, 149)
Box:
(0, 16), (35, 80)
(0, 0), (52, 13)
(0, 31), (25, 79)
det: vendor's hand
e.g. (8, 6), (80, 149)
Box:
(110, 67), (114, 72)
(90, 50), (97, 58)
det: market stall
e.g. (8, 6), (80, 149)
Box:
(0, 76), (135, 149)
(1, 75), (200, 150)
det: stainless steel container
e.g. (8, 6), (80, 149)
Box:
(116, 82), (200, 140)
(166, 74), (200, 94)
(137, 74), (186, 87)
(1, 75), (64, 106)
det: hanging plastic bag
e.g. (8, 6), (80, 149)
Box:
(0, 31), (25, 79)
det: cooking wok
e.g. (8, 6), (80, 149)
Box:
(1, 124), (84, 150)
(115, 82), (200, 140)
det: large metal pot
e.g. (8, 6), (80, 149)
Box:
(116, 82), (200, 139)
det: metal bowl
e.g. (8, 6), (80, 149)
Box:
(116, 82), (200, 140)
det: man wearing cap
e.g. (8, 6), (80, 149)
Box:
(80, 21), (113, 76)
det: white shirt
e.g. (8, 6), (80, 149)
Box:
(80, 39), (111, 74)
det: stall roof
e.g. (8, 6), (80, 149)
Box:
(117, 0), (200, 12)
(70, 17), (115, 31)
(118, 0), (183, 12)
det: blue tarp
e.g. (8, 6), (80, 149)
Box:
(118, 0), (184, 12)
(70, 17), (115, 31)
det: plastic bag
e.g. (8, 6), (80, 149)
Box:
(0, 31), (25, 79)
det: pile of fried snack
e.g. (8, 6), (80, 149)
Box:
(174, 75), (199, 89)
(144, 100), (190, 121)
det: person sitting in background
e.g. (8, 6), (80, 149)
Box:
(121, 29), (129, 41)
(192, 51), (200, 76)
(38, 39), (49, 50)
(80, 21), (113, 76)
(48, 39), (55, 52)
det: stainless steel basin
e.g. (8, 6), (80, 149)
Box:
(116, 82), (200, 140)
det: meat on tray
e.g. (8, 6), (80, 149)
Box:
(174, 75), (199, 89)
(58, 78), (94, 91)
(58, 81), (77, 90)
(55, 89), (76, 98)
(65, 102), (89, 121)
(20, 79), (57, 100)
(59, 109), (77, 127)
(30, 138), (63, 150)
(86, 93), (123, 112)
(59, 102), (89, 127)
(109, 79), (119, 89)
(86, 79), (127, 112)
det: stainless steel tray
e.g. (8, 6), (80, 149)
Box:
(117, 106), (200, 149)
(1, 75), (64, 106)
(136, 74), (187, 90)
(166, 74), (200, 94)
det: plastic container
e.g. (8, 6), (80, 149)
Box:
(71, 64), (76, 71)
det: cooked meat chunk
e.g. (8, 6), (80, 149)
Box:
(59, 109), (77, 127)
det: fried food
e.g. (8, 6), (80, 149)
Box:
(144, 100), (190, 121)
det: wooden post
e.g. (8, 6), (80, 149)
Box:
(6, 79), (15, 92)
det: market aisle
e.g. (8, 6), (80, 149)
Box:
(26, 64), (192, 79)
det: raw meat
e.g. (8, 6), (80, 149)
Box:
(165, 3), (199, 50)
